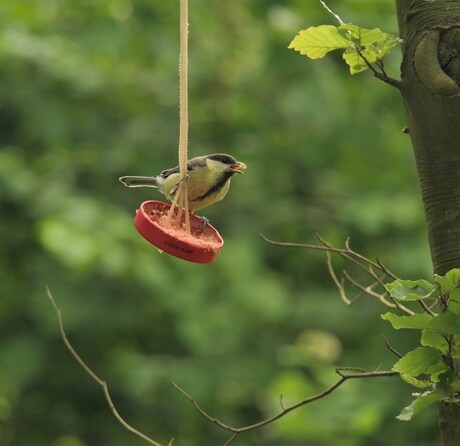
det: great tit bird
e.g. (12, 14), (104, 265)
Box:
(119, 153), (247, 211)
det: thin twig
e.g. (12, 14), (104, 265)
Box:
(417, 299), (437, 317)
(376, 257), (398, 280)
(366, 60), (402, 90)
(322, 236), (412, 315)
(223, 433), (239, 446)
(326, 251), (352, 305)
(46, 286), (165, 446)
(345, 238), (391, 277)
(382, 336), (403, 359)
(171, 369), (398, 437)
(343, 270), (397, 309)
(317, 234), (392, 283)
(354, 46), (402, 90)
(335, 366), (370, 376)
(343, 270), (381, 298)
(280, 394), (287, 411)
(319, 0), (344, 24)
(261, 233), (384, 277)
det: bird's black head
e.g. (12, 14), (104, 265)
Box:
(206, 153), (239, 165)
(205, 153), (247, 175)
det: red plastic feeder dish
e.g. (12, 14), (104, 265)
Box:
(133, 200), (224, 263)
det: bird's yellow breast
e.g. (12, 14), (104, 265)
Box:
(161, 164), (232, 211)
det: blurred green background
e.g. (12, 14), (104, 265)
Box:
(0, 1), (438, 445)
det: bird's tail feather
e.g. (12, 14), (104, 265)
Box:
(119, 176), (160, 188)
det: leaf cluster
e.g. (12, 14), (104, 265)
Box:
(289, 23), (401, 75)
(382, 270), (460, 420)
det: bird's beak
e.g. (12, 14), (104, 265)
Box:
(229, 162), (247, 174)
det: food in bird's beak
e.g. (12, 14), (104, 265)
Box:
(230, 162), (247, 174)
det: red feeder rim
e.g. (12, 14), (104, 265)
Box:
(133, 200), (224, 263)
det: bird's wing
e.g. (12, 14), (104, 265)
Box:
(160, 165), (180, 178)
(160, 157), (206, 178)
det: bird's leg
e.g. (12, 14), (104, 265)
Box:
(200, 216), (209, 227)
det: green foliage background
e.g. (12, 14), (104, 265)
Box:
(0, 1), (438, 445)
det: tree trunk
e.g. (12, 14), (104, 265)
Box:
(395, 1), (460, 444)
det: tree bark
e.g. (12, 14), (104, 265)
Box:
(396, 0), (460, 275)
(395, 1), (460, 444)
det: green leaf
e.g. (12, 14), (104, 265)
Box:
(393, 347), (443, 377)
(342, 49), (368, 74)
(421, 329), (449, 353)
(338, 24), (389, 46)
(447, 287), (460, 313)
(435, 269), (460, 295)
(290, 21), (401, 75)
(381, 312), (433, 330)
(450, 287), (460, 300)
(385, 279), (435, 302)
(397, 391), (443, 421)
(289, 25), (351, 59)
(360, 29), (391, 46)
(430, 312), (460, 335)
(399, 373), (433, 389)
(448, 299), (460, 314)
(377, 37), (402, 58)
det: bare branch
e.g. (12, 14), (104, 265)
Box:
(261, 234), (414, 315)
(260, 233), (348, 256)
(171, 369), (398, 440)
(317, 234), (396, 283)
(265, 233), (385, 282)
(46, 286), (166, 446)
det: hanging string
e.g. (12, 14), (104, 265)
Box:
(167, 0), (190, 232)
